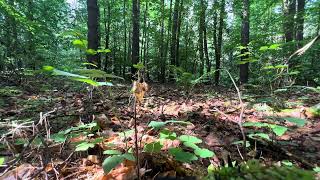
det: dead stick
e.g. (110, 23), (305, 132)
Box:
(133, 96), (140, 179)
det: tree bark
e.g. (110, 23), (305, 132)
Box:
(131, 0), (140, 77)
(170, 0), (180, 68)
(295, 0), (305, 43)
(240, 0), (250, 84)
(87, 0), (100, 68)
(159, 0), (166, 82)
(198, 0), (205, 76)
(283, 0), (295, 42)
(104, 0), (111, 71)
(214, 0), (225, 85)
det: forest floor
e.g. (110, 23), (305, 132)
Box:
(0, 75), (320, 179)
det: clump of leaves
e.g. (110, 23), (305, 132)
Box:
(206, 160), (315, 180)
(146, 120), (215, 163)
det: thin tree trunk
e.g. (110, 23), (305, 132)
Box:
(175, 0), (183, 67)
(170, 0), (180, 67)
(198, 0), (205, 76)
(215, 0), (225, 85)
(123, 0), (127, 77)
(131, 0), (140, 77)
(283, 0), (295, 42)
(159, 0), (165, 82)
(87, 0), (100, 68)
(295, 0), (305, 44)
(104, 0), (111, 71)
(240, 0), (250, 84)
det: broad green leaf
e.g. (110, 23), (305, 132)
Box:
(148, 121), (166, 130)
(194, 148), (215, 158)
(102, 155), (125, 173)
(160, 129), (176, 140)
(248, 133), (270, 140)
(97, 49), (111, 53)
(71, 78), (99, 86)
(118, 130), (134, 137)
(282, 160), (293, 166)
(75, 142), (95, 151)
(43, 66), (54, 71)
(274, 64), (288, 69)
(0, 157), (4, 166)
(313, 167), (320, 173)
(271, 125), (288, 136)
(168, 147), (182, 155)
(183, 142), (199, 149)
(259, 46), (269, 51)
(133, 62), (145, 70)
(283, 117), (306, 127)
(103, 150), (122, 155)
(51, 133), (67, 143)
(174, 151), (198, 163)
(243, 122), (270, 128)
(92, 137), (104, 144)
(86, 49), (97, 55)
(144, 142), (163, 153)
(72, 39), (87, 49)
(122, 153), (135, 161)
(269, 44), (281, 50)
(178, 135), (202, 144)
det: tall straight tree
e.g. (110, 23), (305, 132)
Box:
(214, 0), (225, 85)
(159, 0), (166, 82)
(170, 0), (180, 68)
(198, 0), (205, 76)
(87, 0), (100, 68)
(103, 0), (111, 71)
(283, 0), (295, 42)
(131, 0), (140, 76)
(240, 0), (250, 84)
(295, 0), (305, 43)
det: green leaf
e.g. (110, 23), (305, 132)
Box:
(75, 142), (95, 151)
(271, 125), (288, 136)
(43, 66), (54, 71)
(313, 167), (320, 173)
(178, 135), (202, 144)
(283, 117), (306, 127)
(269, 44), (281, 50)
(144, 142), (163, 153)
(183, 142), (199, 149)
(86, 49), (97, 55)
(97, 49), (111, 53)
(169, 148), (198, 163)
(122, 153), (136, 161)
(0, 157), (5, 166)
(102, 155), (125, 173)
(194, 148), (215, 158)
(259, 46), (269, 51)
(72, 39), (87, 49)
(71, 78), (99, 86)
(82, 62), (98, 68)
(103, 150), (122, 155)
(133, 62), (145, 70)
(51, 133), (67, 143)
(118, 130), (134, 137)
(243, 122), (270, 128)
(159, 129), (177, 140)
(248, 133), (270, 140)
(148, 121), (166, 130)
(282, 160), (293, 166)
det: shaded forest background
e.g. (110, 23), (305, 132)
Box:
(0, 0), (320, 86)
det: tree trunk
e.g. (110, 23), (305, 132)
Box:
(87, 0), (100, 68)
(283, 0), (295, 42)
(159, 0), (165, 82)
(295, 0), (305, 43)
(198, 0), (205, 76)
(123, 0), (127, 77)
(214, 0), (225, 86)
(170, 0), (180, 68)
(27, 0), (35, 69)
(131, 0), (140, 77)
(175, 0), (183, 67)
(104, 0), (111, 71)
(240, 0), (250, 84)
